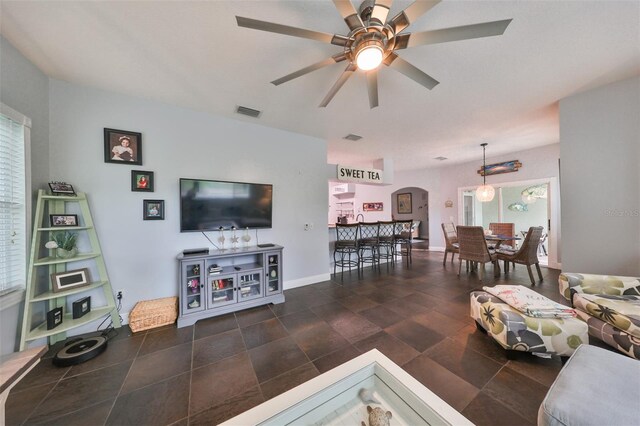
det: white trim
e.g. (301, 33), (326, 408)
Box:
(284, 273), (331, 290)
(429, 246), (445, 252)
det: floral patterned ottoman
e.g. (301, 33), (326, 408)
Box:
(470, 291), (588, 357)
(559, 272), (640, 359)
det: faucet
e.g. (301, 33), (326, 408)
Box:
(356, 214), (364, 223)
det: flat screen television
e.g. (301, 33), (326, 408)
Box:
(180, 178), (273, 232)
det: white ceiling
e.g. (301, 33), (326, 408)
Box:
(1, 0), (639, 171)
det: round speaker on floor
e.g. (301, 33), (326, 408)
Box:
(53, 336), (108, 367)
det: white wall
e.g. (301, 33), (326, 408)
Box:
(560, 76), (640, 275)
(47, 79), (330, 326)
(0, 36), (50, 354)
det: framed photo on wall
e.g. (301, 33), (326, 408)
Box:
(143, 200), (164, 220)
(131, 170), (154, 192)
(104, 128), (142, 165)
(397, 193), (412, 214)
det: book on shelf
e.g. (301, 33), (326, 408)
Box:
(213, 295), (227, 302)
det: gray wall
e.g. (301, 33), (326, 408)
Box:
(0, 36), (50, 354)
(560, 76), (640, 275)
(48, 79), (330, 325)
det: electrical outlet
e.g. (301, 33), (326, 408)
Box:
(304, 223), (310, 231)
(116, 290), (124, 300)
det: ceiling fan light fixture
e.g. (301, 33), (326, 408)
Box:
(355, 40), (384, 71)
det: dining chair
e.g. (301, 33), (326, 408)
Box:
(441, 222), (459, 265)
(333, 224), (359, 275)
(456, 226), (499, 283)
(489, 222), (516, 249)
(496, 226), (544, 285)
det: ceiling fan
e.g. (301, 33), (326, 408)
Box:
(236, 0), (512, 109)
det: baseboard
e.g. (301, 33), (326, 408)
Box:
(284, 273), (331, 290)
(429, 246), (445, 252)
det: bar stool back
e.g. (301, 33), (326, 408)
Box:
(358, 222), (380, 271)
(377, 221), (396, 266)
(394, 220), (413, 266)
(333, 224), (359, 275)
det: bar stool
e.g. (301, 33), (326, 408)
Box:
(377, 221), (396, 267)
(394, 220), (413, 266)
(333, 224), (359, 275)
(358, 222), (380, 271)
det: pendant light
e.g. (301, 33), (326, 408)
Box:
(476, 143), (495, 202)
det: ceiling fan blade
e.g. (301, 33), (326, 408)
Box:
(319, 64), (357, 107)
(389, 0), (441, 33)
(332, 0), (365, 32)
(236, 16), (350, 47)
(395, 19), (513, 49)
(271, 53), (347, 86)
(369, 0), (393, 26)
(384, 52), (439, 90)
(366, 70), (379, 109)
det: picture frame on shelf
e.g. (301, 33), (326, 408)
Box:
(72, 296), (91, 319)
(143, 200), (164, 220)
(48, 182), (76, 196)
(131, 170), (154, 192)
(104, 128), (142, 165)
(46, 307), (63, 330)
(50, 214), (78, 227)
(51, 268), (90, 293)
(397, 193), (412, 214)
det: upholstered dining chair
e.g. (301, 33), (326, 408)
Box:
(441, 222), (459, 265)
(456, 226), (499, 283)
(496, 226), (544, 285)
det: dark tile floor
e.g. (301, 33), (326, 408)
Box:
(8, 251), (580, 425)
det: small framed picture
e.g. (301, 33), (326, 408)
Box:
(397, 193), (412, 214)
(46, 307), (63, 330)
(72, 296), (91, 319)
(50, 214), (78, 227)
(48, 182), (76, 196)
(131, 170), (154, 192)
(51, 268), (90, 293)
(104, 128), (142, 165)
(143, 200), (164, 220)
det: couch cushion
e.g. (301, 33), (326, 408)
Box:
(559, 273), (640, 300)
(538, 344), (640, 426)
(573, 293), (640, 338)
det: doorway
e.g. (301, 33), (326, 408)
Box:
(392, 187), (429, 245)
(458, 178), (559, 268)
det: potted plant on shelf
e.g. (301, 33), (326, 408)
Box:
(48, 231), (78, 259)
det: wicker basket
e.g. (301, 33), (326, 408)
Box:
(129, 296), (178, 333)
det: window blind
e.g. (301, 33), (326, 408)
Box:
(0, 113), (26, 295)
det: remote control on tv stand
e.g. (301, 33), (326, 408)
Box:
(257, 243), (275, 248)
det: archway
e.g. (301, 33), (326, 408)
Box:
(391, 187), (429, 245)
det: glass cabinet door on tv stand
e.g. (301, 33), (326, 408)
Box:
(177, 245), (284, 327)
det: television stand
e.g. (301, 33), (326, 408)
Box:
(176, 245), (284, 327)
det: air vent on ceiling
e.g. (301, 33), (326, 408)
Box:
(343, 134), (362, 141)
(235, 105), (262, 118)
(434, 156), (448, 161)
